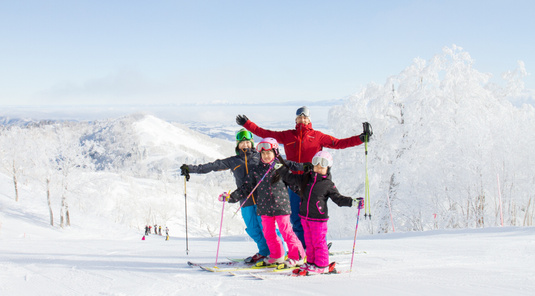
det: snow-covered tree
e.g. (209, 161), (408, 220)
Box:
(0, 125), (30, 202)
(329, 45), (535, 234)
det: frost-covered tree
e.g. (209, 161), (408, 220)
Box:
(54, 123), (95, 228)
(0, 125), (31, 202)
(329, 45), (535, 233)
(80, 114), (147, 174)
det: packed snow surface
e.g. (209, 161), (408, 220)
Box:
(1, 208), (533, 296)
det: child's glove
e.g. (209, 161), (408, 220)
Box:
(353, 197), (364, 209)
(303, 162), (313, 173)
(218, 192), (230, 202)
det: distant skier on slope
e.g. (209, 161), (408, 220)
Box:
(180, 129), (303, 264)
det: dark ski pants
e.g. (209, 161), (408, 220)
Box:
(288, 188), (306, 249)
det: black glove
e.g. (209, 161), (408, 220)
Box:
(180, 164), (190, 181)
(359, 122), (373, 142)
(303, 162), (313, 173)
(236, 115), (249, 126)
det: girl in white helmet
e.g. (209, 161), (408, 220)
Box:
(279, 150), (361, 275)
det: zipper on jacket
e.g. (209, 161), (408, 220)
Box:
(298, 125), (302, 163)
(243, 151), (256, 205)
(307, 173), (318, 218)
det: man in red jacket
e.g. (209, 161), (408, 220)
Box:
(236, 106), (372, 248)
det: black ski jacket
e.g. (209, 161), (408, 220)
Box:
(229, 159), (303, 216)
(280, 167), (354, 221)
(187, 148), (260, 207)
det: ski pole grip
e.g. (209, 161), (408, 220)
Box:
(357, 197), (364, 210)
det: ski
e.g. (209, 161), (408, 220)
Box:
(197, 263), (278, 273)
(188, 256), (265, 268)
(246, 268), (308, 280)
(226, 257), (245, 263)
(329, 250), (367, 256)
(198, 260), (299, 274)
(272, 264), (300, 272)
(187, 260), (242, 267)
(291, 269), (348, 277)
(227, 264), (300, 280)
(225, 257), (262, 264)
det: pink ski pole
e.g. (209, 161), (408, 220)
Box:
(350, 197), (364, 272)
(215, 191), (230, 267)
(233, 161), (275, 216)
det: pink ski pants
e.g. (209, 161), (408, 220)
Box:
(261, 215), (305, 260)
(301, 219), (329, 268)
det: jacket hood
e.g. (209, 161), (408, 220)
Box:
(235, 147), (257, 156)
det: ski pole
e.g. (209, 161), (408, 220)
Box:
(184, 176), (189, 255)
(215, 190), (230, 267)
(233, 161), (276, 216)
(350, 197), (364, 272)
(363, 122), (372, 220)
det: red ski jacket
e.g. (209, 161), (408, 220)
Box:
(243, 120), (363, 164)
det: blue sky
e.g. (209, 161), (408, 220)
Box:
(1, 0), (533, 106)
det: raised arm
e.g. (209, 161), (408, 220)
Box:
(237, 115), (290, 143)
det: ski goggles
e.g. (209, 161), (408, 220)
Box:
(312, 155), (333, 168)
(256, 142), (277, 152)
(296, 107), (310, 117)
(236, 130), (253, 142)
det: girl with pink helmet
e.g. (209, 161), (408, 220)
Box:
(278, 150), (360, 275)
(222, 138), (306, 268)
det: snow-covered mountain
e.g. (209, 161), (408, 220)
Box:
(0, 113), (245, 238)
(79, 113), (234, 173)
